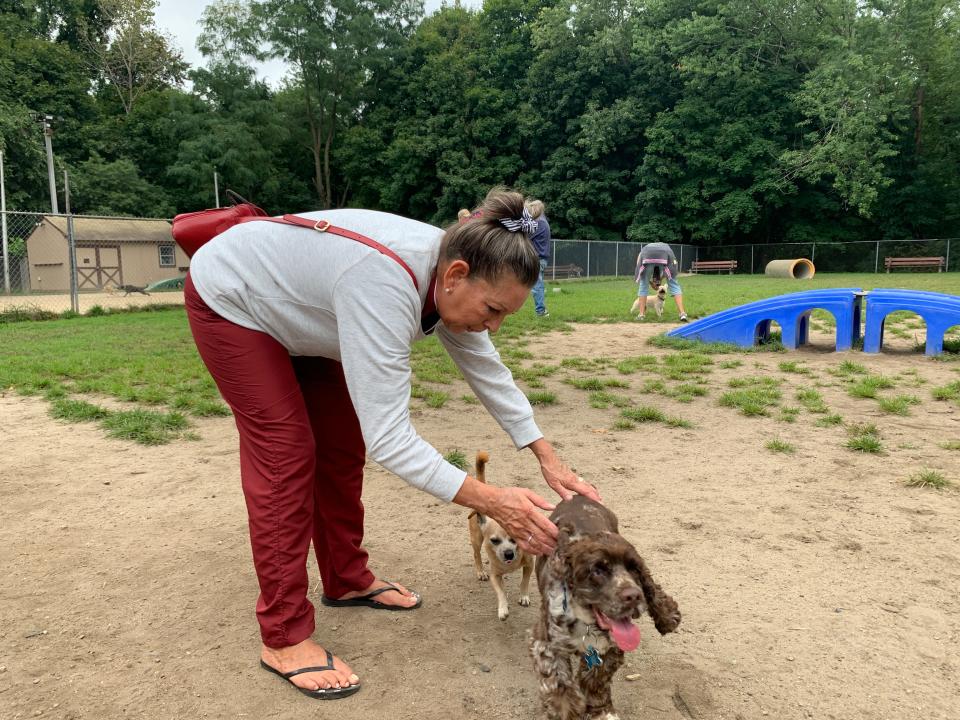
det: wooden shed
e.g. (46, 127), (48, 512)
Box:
(24, 216), (188, 292)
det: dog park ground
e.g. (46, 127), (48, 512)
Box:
(2, 286), (959, 719)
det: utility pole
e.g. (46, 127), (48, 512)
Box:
(1, 150), (9, 293)
(42, 115), (59, 214)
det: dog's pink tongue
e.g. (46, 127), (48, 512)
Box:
(606, 615), (641, 652)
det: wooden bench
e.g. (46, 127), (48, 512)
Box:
(691, 260), (738, 274)
(884, 256), (945, 273)
(547, 263), (583, 279)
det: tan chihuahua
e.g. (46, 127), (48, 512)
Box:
(468, 452), (534, 620)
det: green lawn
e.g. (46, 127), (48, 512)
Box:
(2, 272), (958, 443)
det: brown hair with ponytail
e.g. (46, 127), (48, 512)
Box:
(440, 188), (540, 287)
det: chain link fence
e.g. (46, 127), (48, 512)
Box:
(0, 211), (187, 315)
(549, 238), (956, 278)
(1, 209), (955, 315)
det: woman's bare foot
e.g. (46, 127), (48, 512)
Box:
(261, 638), (359, 692)
(335, 579), (420, 608)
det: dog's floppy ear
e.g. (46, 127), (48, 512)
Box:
(628, 547), (681, 635)
(467, 510), (487, 525)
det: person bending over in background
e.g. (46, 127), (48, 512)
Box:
(631, 241), (688, 322)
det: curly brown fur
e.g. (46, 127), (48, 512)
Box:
(530, 496), (681, 720)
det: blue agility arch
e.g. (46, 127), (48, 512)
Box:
(666, 289), (864, 351)
(862, 289), (960, 356)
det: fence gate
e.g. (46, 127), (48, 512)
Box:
(76, 244), (121, 289)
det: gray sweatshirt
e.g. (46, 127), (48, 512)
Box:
(188, 208), (542, 502)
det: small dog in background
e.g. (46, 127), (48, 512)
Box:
(120, 284), (150, 296)
(531, 496), (681, 720)
(468, 451), (534, 620)
(652, 284), (667, 319)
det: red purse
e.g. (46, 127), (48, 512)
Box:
(171, 190), (418, 290)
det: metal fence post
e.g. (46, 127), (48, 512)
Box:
(875, 241), (880, 273)
(586, 241), (591, 278)
(679, 244), (684, 274)
(67, 213), (79, 313)
(947, 239), (951, 273)
(615, 242), (619, 277)
(750, 245), (755, 274)
(811, 243), (815, 263)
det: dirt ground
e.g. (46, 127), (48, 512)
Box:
(2, 321), (959, 720)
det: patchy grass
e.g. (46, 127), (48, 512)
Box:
(527, 391), (558, 405)
(835, 360), (868, 376)
(424, 390), (449, 408)
(561, 357), (614, 372)
(443, 449), (469, 471)
(765, 438), (795, 453)
(621, 406), (666, 423)
(661, 352), (714, 380)
(940, 440), (960, 451)
(460, 394), (480, 405)
(640, 379), (668, 395)
(719, 385), (782, 417)
(49, 398), (110, 422)
(728, 376), (780, 389)
(815, 413), (844, 427)
(905, 469), (951, 490)
(796, 388), (829, 413)
(100, 409), (190, 446)
(878, 394), (921, 416)
(848, 375), (896, 399)
(931, 381), (960, 402)
(778, 406), (801, 423)
(612, 419), (636, 430)
(778, 360), (812, 375)
(566, 377), (605, 391)
(845, 423), (883, 454)
(615, 355), (659, 374)
(718, 360), (743, 369)
(664, 415), (694, 429)
(589, 391), (633, 409)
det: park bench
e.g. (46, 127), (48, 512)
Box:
(548, 263), (584, 279)
(884, 256), (945, 273)
(691, 259), (738, 274)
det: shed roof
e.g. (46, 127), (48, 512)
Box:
(36, 216), (173, 244)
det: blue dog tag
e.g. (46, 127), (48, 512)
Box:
(583, 645), (603, 670)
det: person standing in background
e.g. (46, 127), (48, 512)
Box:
(526, 200), (551, 317)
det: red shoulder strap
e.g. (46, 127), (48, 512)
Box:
(237, 214), (419, 292)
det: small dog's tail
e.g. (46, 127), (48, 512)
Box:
(476, 451), (489, 484)
(467, 451), (490, 520)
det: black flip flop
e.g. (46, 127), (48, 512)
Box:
(320, 582), (422, 611)
(260, 651), (361, 700)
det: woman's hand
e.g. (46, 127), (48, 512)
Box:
(528, 438), (601, 503)
(453, 477), (558, 555)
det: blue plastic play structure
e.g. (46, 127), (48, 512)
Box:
(862, 289), (960, 356)
(666, 288), (864, 351)
(666, 288), (960, 356)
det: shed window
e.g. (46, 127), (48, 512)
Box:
(159, 243), (176, 267)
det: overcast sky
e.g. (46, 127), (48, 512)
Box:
(153, 0), (477, 87)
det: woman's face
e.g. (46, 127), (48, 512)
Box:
(437, 260), (530, 334)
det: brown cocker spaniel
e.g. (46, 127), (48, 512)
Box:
(530, 496), (681, 720)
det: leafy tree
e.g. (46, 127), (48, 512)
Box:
(84, 0), (188, 115)
(68, 152), (174, 216)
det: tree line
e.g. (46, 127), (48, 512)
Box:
(1, 0), (958, 245)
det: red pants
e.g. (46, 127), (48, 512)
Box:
(184, 274), (374, 648)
